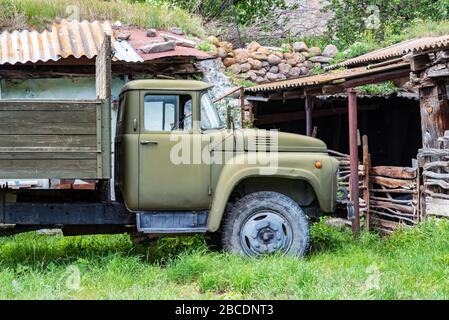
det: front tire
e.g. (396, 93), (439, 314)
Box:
(221, 191), (310, 257)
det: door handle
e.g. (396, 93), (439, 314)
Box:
(140, 140), (158, 145)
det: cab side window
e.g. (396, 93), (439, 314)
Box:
(143, 94), (192, 132)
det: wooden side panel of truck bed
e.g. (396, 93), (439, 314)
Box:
(0, 99), (111, 179)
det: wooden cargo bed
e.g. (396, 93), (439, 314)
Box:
(0, 99), (111, 179)
(0, 34), (112, 181)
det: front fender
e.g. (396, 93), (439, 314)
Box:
(207, 153), (338, 232)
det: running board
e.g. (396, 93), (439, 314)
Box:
(136, 211), (208, 234)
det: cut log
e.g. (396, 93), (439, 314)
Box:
(160, 33), (196, 48)
(371, 176), (415, 189)
(370, 200), (414, 214)
(370, 166), (416, 179)
(423, 161), (449, 170)
(426, 197), (449, 217)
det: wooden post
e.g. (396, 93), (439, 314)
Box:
(248, 101), (254, 128)
(240, 87), (245, 128)
(419, 85), (449, 149)
(95, 34), (112, 200)
(348, 88), (360, 236)
(362, 135), (371, 231)
(305, 95), (314, 136)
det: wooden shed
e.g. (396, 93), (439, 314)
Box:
(244, 35), (449, 234)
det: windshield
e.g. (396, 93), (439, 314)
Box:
(200, 92), (224, 130)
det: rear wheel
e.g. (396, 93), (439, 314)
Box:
(221, 191), (310, 257)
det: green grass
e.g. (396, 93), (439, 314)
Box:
(1, 218), (449, 299)
(0, 0), (205, 37)
(357, 81), (400, 96)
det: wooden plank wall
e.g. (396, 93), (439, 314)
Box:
(0, 100), (102, 179)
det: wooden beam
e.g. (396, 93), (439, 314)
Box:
(343, 68), (410, 88)
(419, 84), (449, 148)
(305, 95), (314, 136)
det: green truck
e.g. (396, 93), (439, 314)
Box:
(0, 78), (339, 258)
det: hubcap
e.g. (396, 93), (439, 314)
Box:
(240, 210), (293, 257)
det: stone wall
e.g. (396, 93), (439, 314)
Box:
(207, 37), (338, 84)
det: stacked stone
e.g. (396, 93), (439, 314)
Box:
(207, 36), (338, 84)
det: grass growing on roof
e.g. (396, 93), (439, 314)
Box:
(1, 218), (449, 299)
(0, 0), (205, 37)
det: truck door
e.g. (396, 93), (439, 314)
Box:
(138, 91), (210, 210)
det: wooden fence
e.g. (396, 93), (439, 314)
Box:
(418, 131), (449, 218)
(332, 135), (421, 234)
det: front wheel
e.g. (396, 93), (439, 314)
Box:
(221, 191), (310, 257)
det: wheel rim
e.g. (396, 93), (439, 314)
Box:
(240, 210), (293, 257)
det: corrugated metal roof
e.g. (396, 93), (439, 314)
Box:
(0, 20), (211, 66)
(0, 19), (143, 65)
(327, 34), (449, 70)
(118, 26), (211, 62)
(245, 62), (410, 93)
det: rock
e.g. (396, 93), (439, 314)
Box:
(146, 28), (157, 37)
(248, 41), (261, 52)
(277, 73), (287, 80)
(140, 40), (176, 54)
(323, 44), (338, 57)
(250, 52), (268, 61)
(217, 47), (227, 58)
(274, 51), (283, 59)
(262, 61), (270, 68)
(310, 56), (333, 63)
(227, 63), (241, 74)
(247, 71), (257, 82)
(254, 68), (267, 76)
(283, 52), (293, 60)
(286, 58), (297, 66)
(269, 66), (279, 73)
(257, 46), (271, 56)
(266, 72), (278, 81)
(288, 67), (301, 78)
(302, 52), (310, 58)
(293, 41), (308, 52)
(309, 47), (322, 56)
(303, 60), (314, 69)
(208, 47), (218, 58)
(223, 57), (236, 67)
(248, 58), (263, 70)
(170, 27), (184, 35)
(117, 32), (131, 40)
(240, 62), (252, 73)
(219, 41), (233, 52)
(278, 63), (292, 75)
(300, 67), (309, 75)
(207, 35), (220, 46)
(234, 48), (250, 62)
(238, 73), (250, 80)
(256, 76), (268, 84)
(293, 52), (306, 63)
(267, 54), (282, 65)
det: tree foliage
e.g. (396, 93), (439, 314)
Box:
(323, 0), (449, 47)
(134, 0), (285, 25)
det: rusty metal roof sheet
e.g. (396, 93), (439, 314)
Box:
(327, 34), (449, 70)
(245, 62), (410, 93)
(0, 20), (143, 65)
(0, 20), (210, 66)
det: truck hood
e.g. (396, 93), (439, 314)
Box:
(242, 129), (327, 152)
